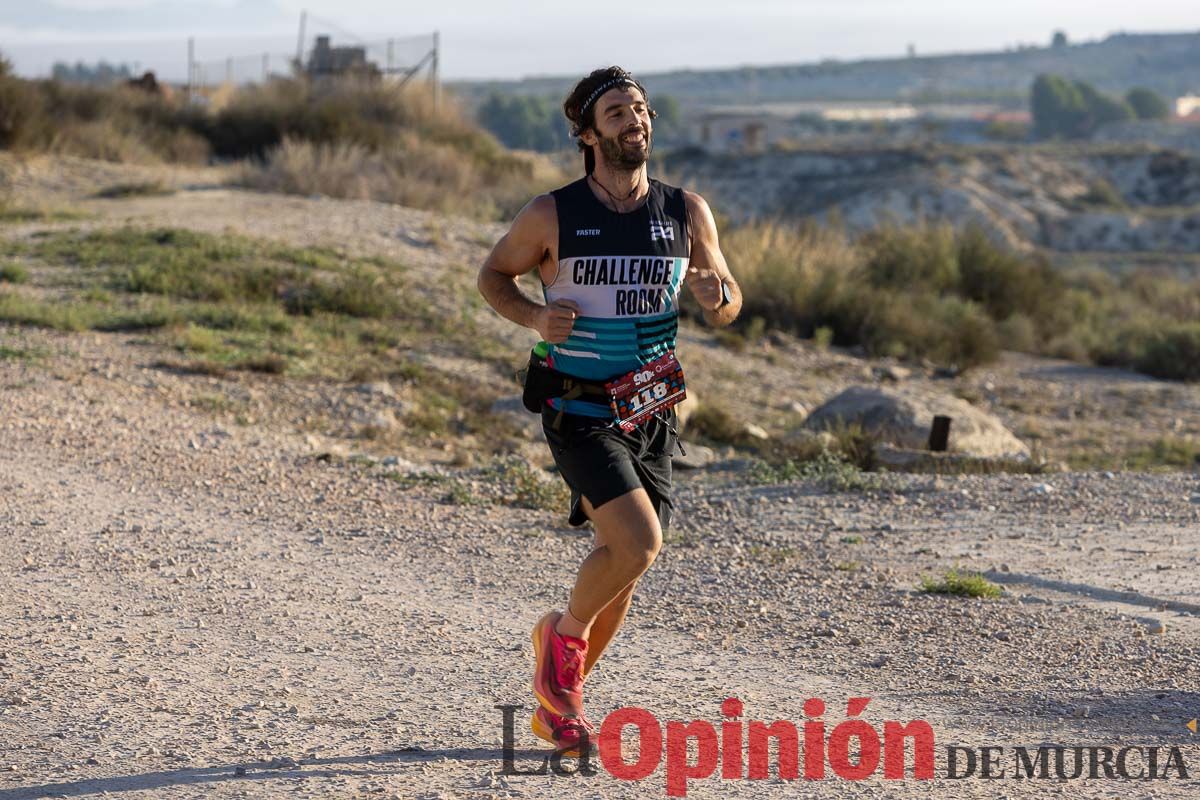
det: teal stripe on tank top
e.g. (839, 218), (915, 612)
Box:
(568, 311), (674, 329)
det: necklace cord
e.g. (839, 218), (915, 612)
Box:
(589, 173), (644, 212)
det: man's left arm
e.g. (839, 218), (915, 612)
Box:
(682, 190), (741, 327)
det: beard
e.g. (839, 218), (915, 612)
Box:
(596, 125), (652, 171)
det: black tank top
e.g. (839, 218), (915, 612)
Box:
(542, 176), (691, 418)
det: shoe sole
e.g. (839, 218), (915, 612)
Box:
(531, 709), (593, 759)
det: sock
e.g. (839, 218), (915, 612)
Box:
(555, 606), (591, 645)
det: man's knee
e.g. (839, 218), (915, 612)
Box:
(592, 490), (663, 572)
(609, 520), (662, 573)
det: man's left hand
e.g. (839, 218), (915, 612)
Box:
(687, 265), (723, 311)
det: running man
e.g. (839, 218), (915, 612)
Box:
(476, 66), (741, 754)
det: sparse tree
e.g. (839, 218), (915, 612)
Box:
(651, 93), (681, 141)
(476, 93), (563, 152)
(1031, 74), (1087, 138)
(1031, 74), (1135, 138)
(1076, 81), (1135, 127)
(1051, 30), (1068, 49)
(1126, 87), (1171, 120)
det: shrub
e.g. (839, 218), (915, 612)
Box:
(686, 404), (744, 444)
(855, 291), (999, 368)
(1105, 322), (1200, 382)
(1031, 73), (1135, 139)
(0, 67), (562, 219)
(0, 262), (28, 283)
(722, 217), (1200, 382)
(748, 450), (885, 492)
(1126, 87), (1171, 120)
(1074, 179), (1125, 209)
(476, 92), (564, 151)
(919, 570), (1003, 599)
(861, 223), (959, 292)
(94, 181), (174, 199)
(0, 70), (47, 148)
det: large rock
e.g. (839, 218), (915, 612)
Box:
(804, 385), (1029, 459)
(672, 442), (715, 470)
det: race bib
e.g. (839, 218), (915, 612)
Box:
(605, 351), (687, 433)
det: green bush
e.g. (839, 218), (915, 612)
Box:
(1074, 179), (1125, 209)
(856, 292), (999, 368)
(0, 262), (28, 283)
(1031, 74), (1088, 138)
(0, 71), (46, 149)
(1031, 73), (1135, 139)
(686, 404), (744, 444)
(724, 218), (1200, 382)
(919, 570), (1003, 599)
(956, 226), (1066, 324)
(476, 93), (563, 152)
(1126, 87), (1171, 120)
(862, 224), (959, 292)
(1107, 322), (1200, 382)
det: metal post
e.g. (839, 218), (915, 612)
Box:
(929, 415), (952, 452)
(295, 10), (307, 73)
(431, 31), (440, 111)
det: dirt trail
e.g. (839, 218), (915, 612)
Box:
(2, 322), (1198, 800)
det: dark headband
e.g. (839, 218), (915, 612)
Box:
(580, 77), (637, 117)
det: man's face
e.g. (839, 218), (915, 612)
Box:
(586, 86), (653, 170)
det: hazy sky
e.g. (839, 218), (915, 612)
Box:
(2, 0), (1196, 81)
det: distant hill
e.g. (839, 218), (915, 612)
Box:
(450, 31), (1200, 109)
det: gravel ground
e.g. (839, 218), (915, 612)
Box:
(2, 157), (1200, 799)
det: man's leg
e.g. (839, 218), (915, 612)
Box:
(584, 581), (636, 676)
(575, 491), (640, 674)
(554, 488), (662, 642)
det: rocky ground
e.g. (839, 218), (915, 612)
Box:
(2, 155), (1200, 798)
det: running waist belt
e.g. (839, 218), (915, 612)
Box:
(517, 349), (610, 431)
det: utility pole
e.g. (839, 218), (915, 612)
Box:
(187, 37), (194, 103)
(262, 53), (269, 82)
(387, 39), (394, 77)
(225, 57), (233, 85)
(431, 31), (440, 111)
(295, 10), (307, 74)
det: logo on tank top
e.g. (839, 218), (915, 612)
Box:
(649, 220), (674, 241)
(576, 228), (601, 236)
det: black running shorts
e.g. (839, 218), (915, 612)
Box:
(540, 405), (678, 531)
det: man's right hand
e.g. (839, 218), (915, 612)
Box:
(536, 299), (581, 343)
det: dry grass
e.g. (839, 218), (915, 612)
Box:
(716, 219), (1200, 381)
(0, 66), (563, 221)
(237, 134), (549, 220)
(210, 79), (563, 219)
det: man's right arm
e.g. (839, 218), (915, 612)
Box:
(476, 194), (579, 343)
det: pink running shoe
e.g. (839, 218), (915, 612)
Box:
(531, 706), (596, 757)
(530, 611), (587, 718)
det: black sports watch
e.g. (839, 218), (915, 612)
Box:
(718, 280), (734, 308)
